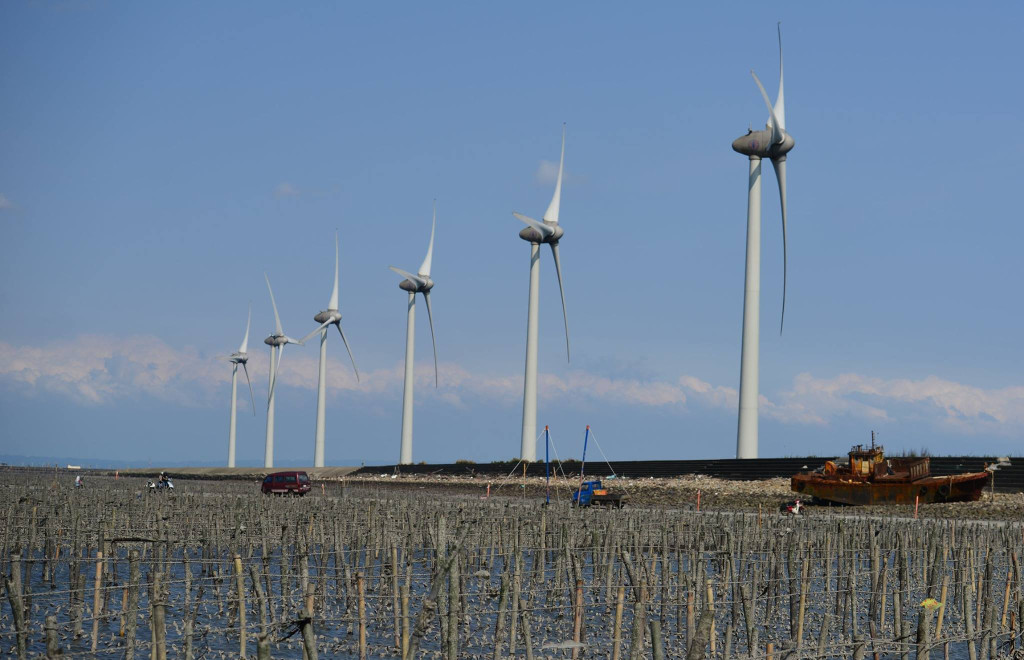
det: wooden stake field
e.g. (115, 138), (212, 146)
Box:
(1, 471), (1022, 658)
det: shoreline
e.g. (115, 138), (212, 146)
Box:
(342, 471), (1024, 521)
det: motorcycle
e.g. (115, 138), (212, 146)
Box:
(780, 499), (803, 515)
(147, 479), (174, 491)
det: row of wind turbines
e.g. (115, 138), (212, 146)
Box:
(224, 26), (794, 467)
(225, 210), (438, 469)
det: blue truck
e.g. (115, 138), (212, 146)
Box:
(571, 480), (624, 508)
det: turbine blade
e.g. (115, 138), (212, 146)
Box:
(264, 273), (283, 336)
(775, 23), (785, 130)
(513, 212), (554, 238)
(550, 243), (570, 363)
(542, 124), (565, 224)
(751, 70), (784, 145)
(389, 265), (425, 288)
(418, 201), (436, 277)
(300, 321), (331, 345)
(336, 323), (360, 382)
(329, 232), (340, 311)
(267, 345), (279, 404)
(771, 157), (788, 335)
(423, 290), (439, 388)
(272, 343), (285, 400)
(282, 335), (304, 346)
(241, 362), (256, 416)
(239, 302), (251, 353)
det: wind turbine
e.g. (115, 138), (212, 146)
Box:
(300, 233), (359, 468)
(731, 25), (794, 459)
(225, 303), (255, 468)
(263, 273), (304, 469)
(513, 125), (570, 462)
(389, 203), (439, 465)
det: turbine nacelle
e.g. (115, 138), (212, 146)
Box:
(516, 220), (564, 245)
(313, 310), (342, 325)
(264, 334), (301, 347)
(731, 130), (794, 159)
(389, 266), (435, 293)
(228, 352), (248, 364)
(398, 276), (434, 293)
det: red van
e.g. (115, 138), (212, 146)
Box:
(261, 471), (312, 496)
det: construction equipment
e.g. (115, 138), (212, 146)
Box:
(571, 480), (624, 508)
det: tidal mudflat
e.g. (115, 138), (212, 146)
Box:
(1, 470), (1022, 658)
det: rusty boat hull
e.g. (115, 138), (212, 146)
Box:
(791, 471), (990, 506)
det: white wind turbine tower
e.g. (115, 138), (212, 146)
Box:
(300, 233), (360, 468)
(263, 273), (304, 468)
(512, 126), (570, 462)
(731, 25), (795, 458)
(389, 203), (439, 465)
(224, 303), (256, 468)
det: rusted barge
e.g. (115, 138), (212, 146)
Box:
(791, 440), (990, 505)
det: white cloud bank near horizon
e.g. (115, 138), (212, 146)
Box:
(2, 335), (1024, 436)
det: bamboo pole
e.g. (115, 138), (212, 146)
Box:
(935, 575), (949, 638)
(612, 583), (625, 660)
(401, 562), (411, 658)
(5, 552), (27, 660)
(392, 544), (401, 652)
(796, 555), (809, 647)
(571, 579), (583, 660)
(301, 588), (319, 660)
(126, 550), (140, 660)
(91, 549), (103, 653)
(707, 579), (716, 656)
(686, 595), (714, 660)
(650, 619), (665, 660)
(120, 585), (127, 637)
(234, 554), (247, 658)
(44, 613), (60, 658)
(250, 562), (269, 634)
(493, 571), (509, 660)
(448, 550), (460, 660)
(519, 596), (535, 660)
(153, 570), (167, 660)
(357, 571), (367, 660)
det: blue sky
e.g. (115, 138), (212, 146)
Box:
(2, 2), (1022, 466)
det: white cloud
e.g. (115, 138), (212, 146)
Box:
(534, 160), (561, 186)
(534, 160), (584, 187)
(4, 336), (1024, 436)
(0, 337), (694, 412)
(678, 375), (738, 409)
(0, 193), (12, 209)
(273, 182), (299, 198)
(768, 372), (1024, 434)
(540, 371), (687, 406)
(0, 336), (223, 406)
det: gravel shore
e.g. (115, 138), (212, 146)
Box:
(345, 471), (1024, 521)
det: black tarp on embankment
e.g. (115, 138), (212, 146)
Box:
(354, 456), (1024, 493)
